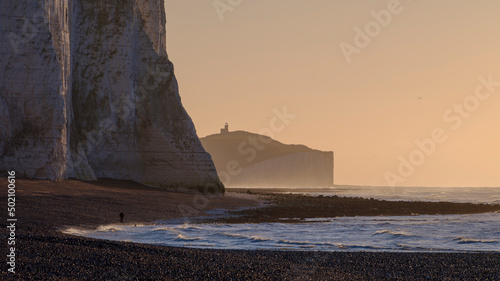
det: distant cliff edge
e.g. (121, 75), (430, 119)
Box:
(0, 1), (223, 193)
(201, 129), (334, 187)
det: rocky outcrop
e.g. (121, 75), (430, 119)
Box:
(0, 0), (223, 192)
(201, 131), (334, 187)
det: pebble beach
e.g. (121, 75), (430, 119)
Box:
(1, 179), (499, 280)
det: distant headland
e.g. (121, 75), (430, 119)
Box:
(201, 124), (334, 187)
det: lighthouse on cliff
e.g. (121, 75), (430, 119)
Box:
(220, 123), (229, 134)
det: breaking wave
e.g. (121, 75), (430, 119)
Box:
(452, 237), (498, 244)
(249, 236), (272, 242)
(174, 234), (201, 241)
(372, 230), (414, 238)
(96, 225), (125, 232)
(64, 213), (500, 252)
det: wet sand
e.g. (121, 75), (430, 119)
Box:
(1, 179), (499, 280)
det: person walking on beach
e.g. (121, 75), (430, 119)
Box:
(119, 212), (124, 223)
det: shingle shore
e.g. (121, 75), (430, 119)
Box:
(1, 179), (499, 280)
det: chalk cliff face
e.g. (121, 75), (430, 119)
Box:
(0, 0), (223, 192)
(201, 131), (334, 187)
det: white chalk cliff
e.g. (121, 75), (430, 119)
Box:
(0, 0), (223, 192)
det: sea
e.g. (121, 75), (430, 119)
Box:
(64, 186), (500, 252)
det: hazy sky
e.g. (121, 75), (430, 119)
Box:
(164, 0), (500, 187)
